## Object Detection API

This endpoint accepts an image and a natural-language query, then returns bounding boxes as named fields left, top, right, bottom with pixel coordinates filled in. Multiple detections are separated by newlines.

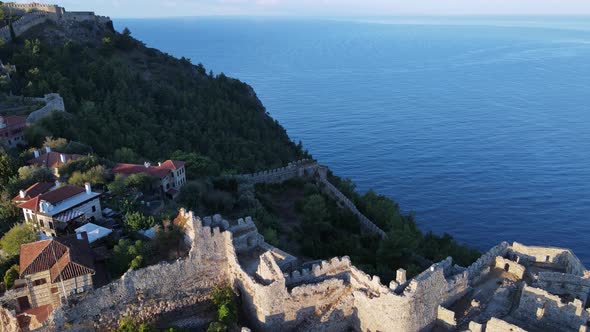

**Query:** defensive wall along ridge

left=234, top=159, right=387, bottom=238
left=1, top=208, right=585, bottom=331
left=0, top=2, right=111, bottom=42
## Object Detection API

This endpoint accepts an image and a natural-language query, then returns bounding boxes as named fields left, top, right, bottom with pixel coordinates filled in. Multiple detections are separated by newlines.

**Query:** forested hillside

left=0, top=21, right=305, bottom=173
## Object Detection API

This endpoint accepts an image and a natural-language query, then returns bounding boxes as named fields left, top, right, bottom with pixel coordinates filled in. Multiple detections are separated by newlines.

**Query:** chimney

left=19, top=190, right=26, bottom=199
left=60, top=153, right=66, bottom=163
left=39, top=200, right=48, bottom=213
left=85, top=182, right=92, bottom=194
left=144, top=161, right=151, bottom=168
left=33, top=150, right=40, bottom=158
left=158, top=162, right=162, bottom=167
left=45, top=146, right=51, bottom=153
left=55, top=180, right=61, bottom=188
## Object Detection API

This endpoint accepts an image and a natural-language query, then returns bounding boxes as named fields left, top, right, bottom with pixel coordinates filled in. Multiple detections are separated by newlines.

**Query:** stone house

left=0, top=115, right=27, bottom=149
left=112, top=160, right=187, bottom=199
left=10, top=233, right=94, bottom=324
left=17, top=183, right=102, bottom=236
left=26, top=147, right=83, bottom=177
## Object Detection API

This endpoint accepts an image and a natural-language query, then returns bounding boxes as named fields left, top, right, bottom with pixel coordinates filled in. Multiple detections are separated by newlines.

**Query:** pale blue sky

left=12, top=0, right=590, bottom=18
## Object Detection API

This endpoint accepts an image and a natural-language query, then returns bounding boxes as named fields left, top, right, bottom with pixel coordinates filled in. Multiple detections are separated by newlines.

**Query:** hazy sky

left=12, top=0, right=590, bottom=18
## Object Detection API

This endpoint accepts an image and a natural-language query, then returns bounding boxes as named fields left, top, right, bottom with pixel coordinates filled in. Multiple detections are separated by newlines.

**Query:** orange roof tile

left=112, top=159, right=184, bottom=178
left=19, top=234, right=94, bottom=281
left=27, top=151, right=83, bottom=169
left=17, top=185, right=86, bottom=212
left=12, top=182, right=54, bottom=202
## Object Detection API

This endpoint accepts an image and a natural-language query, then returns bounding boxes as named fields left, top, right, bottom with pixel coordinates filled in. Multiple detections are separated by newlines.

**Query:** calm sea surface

left=115, top=17, right=590, bottom=265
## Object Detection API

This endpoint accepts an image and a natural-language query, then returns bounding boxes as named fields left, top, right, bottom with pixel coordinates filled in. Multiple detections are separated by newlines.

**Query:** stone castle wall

left=321, top=179, right=387, bottom=238
left=1, top=2, right=64, bottom=15
left=15, top=209, right=586, bottom=332
left=47, top=211, right=231, bottom=331
left=515, top=285, right=590, bottom=331
left=510, top=242, right=586, bottom=275
left=534, top=272, right=590, bottom=305
left=0, top=12, right=54, bottom=41
left=25, top=93, right=66, bottom=123
left=236, top=159, right=387, bottom=238
left=0, top=3, right=110, bottom=42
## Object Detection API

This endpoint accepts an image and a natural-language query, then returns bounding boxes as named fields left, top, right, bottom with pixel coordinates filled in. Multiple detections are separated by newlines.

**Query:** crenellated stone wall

left=533, top=272, right=590, bottom=304
left=236, top=159, right=387, bottom=238
left=465, top=241, right=510, bottom=285
left=0, top=2, right=111, bottom=42
left=515, top=285, right=590, bottom=331
left=7, top=208, right=583, bottom=332
left=510, top=242, right=586, bottom=275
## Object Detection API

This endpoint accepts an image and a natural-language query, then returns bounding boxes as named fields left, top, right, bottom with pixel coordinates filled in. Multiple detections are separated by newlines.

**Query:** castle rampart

left=6, top=208, right=585, bottom=332
left=0, top=3, right=111, bottom=42
left=509, top=242, right=586, bottom=275
left=235, top=159, right=387, bottom=238
left=515, top=285, right=590, bottom=331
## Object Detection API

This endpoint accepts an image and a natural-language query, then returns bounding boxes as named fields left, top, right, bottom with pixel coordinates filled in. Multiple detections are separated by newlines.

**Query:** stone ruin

left=2, top=208, right=585, bottom=331
left=0, top=2, right=111, bottom=42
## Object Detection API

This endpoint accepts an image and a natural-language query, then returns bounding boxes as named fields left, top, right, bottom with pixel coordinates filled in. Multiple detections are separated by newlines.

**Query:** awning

left=54, top=210, right=84, bottom=223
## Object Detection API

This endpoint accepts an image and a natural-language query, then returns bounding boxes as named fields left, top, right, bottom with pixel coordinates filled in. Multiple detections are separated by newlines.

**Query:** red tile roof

left=0, top=116, right=26, bottom=136
left=27, top=151, right=83, bottom=169
left=17, top=185, right=86, bottom=212
left=18, top=304, right=53, bottom=325
left=19, top=233, right=94, bottom=282
left=12, top=182, right=54, bottom=202
left=160, top=160, right=185, bottom=170
left=112, top=160, right=185, bottom=178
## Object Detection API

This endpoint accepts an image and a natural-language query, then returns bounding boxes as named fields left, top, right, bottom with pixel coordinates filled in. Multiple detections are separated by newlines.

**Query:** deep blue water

left=114, top=17, right=590, bottom=265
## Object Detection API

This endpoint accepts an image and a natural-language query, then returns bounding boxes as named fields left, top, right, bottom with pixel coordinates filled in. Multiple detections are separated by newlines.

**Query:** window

left=33, top=279, right=47, bottom=286
left=51, top=287, right=58, bottom=294
left=39, top=220, right=44, bottom=228
left=92, top=205, right=96, bottom=212
left=49, top=221, right=54, bottom=230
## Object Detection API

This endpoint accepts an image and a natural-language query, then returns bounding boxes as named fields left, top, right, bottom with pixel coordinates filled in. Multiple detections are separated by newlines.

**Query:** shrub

left=3, top=264, right=19, bottom=289
left=211, top=284, right=237, bottom=326
left=0, top=224, right=37, bottom=258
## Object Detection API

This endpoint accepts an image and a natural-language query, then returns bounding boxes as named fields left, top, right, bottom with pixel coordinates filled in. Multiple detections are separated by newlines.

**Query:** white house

left=17, top=183, right=102, bottom=236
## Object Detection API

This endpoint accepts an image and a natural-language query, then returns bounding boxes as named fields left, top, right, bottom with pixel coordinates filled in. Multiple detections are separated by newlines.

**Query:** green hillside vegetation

left=255, top=178, right=480, bottom=282
left=0, top=19, right=479, bottom=285
left=0, top=22, right=305, bottom=173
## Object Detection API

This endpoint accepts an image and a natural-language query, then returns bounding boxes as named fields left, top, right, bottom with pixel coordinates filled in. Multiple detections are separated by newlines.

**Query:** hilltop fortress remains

left=0, top=2, right=111, bottom=41
left=9, top=207, right=581, bottom=332
left=1, top=160, right=587, bottom=331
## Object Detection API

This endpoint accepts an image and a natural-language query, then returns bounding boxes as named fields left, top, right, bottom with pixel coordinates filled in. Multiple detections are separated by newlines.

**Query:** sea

left=114, top=17, right=590, bottom=265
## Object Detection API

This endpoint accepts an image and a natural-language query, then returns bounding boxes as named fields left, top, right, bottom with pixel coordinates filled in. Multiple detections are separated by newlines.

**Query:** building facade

left=0, top=115, right=26, bottom=149
left=10, top=233, right=94, bottom=318
left=112, top=160, right=187, bottom=198
left=17, top=183, right=102, bottom=236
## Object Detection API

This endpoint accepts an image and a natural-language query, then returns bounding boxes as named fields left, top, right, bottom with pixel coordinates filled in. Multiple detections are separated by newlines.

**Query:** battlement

left=515, top=285, right=590, bottom=331
left=35, top=209, right=590, bottom=332
left=285, top=256, right=352, bottom=286
left=509, top=242, right=586, bottom=275
left=0, top=2, right=110, bottom=42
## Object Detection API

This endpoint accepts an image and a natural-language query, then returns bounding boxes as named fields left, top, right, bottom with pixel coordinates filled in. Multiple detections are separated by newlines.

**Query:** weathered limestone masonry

left=45, top=210, right=231, bottom=331
left=235, top=159, right=387, bottom=238
left=6, top=209, right=584, bottom=332
left=0, top=2, right=110, bottom=42
left=515, top=285, right=590, bottom=331
left=24, top=93, right=66, bottom=123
